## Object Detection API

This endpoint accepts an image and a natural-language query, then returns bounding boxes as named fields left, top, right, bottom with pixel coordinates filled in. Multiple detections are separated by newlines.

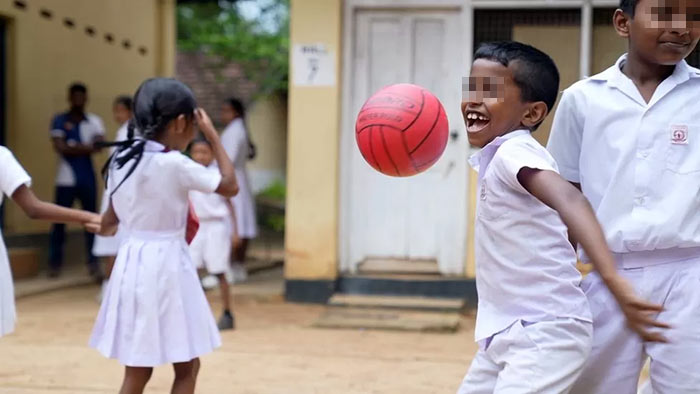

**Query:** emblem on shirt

left=63, top=122, right=75, bottom=131
left=671, top=125, right=688, bottom=145
left=480, top=180, right=487, bottom=201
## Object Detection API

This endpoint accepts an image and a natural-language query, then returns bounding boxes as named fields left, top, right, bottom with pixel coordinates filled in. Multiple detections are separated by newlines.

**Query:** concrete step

left=313, top=307, right=461, bottom=333
left=337, top=274, right=476, bottom=302
left=358, top=258, right=440, bottom=275
left=328, top=294, right=466, bottom=312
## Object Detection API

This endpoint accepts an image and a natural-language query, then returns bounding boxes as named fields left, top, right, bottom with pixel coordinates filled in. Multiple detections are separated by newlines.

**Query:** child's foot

left=217, top=311, right=235, bottom=330
left=200, top=275, right=218, bottom=290
left=48, top=267, right=61, bottom=279
left=231, top=263, right=248, bottom=283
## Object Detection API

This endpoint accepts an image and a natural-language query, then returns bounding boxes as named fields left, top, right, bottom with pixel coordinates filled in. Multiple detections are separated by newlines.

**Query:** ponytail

left=101, top=78, right=197, bottom=195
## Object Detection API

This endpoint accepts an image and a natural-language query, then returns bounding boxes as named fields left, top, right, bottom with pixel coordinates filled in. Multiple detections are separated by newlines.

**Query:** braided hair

left=101, top=78, right=197, bottom=195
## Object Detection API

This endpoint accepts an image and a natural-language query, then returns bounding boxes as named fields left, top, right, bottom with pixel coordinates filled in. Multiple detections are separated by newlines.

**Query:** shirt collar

left=468, top=129, right=530, bottom=173
left=592, top=53, right=699, bottom=86
left=144, top=139, right=167, bottom=152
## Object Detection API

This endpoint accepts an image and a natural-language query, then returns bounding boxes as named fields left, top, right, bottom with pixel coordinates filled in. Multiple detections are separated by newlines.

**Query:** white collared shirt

left=189, top=165, right=230, bottom=221
left=548, top=55, right=700, bottom=257
left=469, top=130, right=591, bottom=344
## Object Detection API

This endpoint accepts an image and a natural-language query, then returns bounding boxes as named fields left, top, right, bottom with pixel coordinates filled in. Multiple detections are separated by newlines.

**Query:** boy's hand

left=605, top=275, right=671, bottom=343
left=195, top=108, right=219, bottom=142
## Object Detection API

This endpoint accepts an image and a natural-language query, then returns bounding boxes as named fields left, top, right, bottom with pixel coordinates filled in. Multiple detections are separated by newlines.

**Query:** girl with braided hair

left=89, top=78, right=238, bottom=394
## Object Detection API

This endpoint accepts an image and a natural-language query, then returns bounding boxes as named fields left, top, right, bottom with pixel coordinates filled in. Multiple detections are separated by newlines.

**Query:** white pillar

left=580, top=0, right=593, bottom=79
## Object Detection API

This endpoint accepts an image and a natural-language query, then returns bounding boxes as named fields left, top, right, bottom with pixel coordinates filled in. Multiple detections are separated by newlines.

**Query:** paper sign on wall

left=292, top=43, right=336, bottom=87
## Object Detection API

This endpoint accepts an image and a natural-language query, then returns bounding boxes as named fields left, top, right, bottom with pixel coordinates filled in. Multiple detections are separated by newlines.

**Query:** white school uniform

left=89, top=140, right=222, bottom=367
left=457, top=130, right=592, bottom=394
left=189, top=166, right=232, bottom=275
left=92, top=123, right=129, bottom=257
left=221, top=118, right=258, bottom=239
left=548, top=55, right=700, bottom=393
left=0, top=147, right=31, bottom=338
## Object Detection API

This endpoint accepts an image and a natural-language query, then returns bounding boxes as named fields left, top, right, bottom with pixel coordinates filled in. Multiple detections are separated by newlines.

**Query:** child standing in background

left=89, top=78, right=238, bottom=394
left=93, top=95, right=133, bottom=301
left=220, top=98, right=258, bottom=283
left=189, top=137, right=238, bottom=331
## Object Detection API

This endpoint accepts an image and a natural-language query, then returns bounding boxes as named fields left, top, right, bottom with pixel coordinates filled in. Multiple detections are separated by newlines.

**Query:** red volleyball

left=355, top=83, right=449, bottom=177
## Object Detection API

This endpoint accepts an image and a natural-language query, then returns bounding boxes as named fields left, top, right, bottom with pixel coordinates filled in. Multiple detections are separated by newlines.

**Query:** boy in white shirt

left=548, top=1, right=700, bottom=392
left=189, top=138, right=238, bottom=330
left=457, top=41, right=667, bottom=394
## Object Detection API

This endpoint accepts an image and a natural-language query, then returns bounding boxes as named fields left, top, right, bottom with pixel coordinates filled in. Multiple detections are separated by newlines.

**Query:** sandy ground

left=0, top=285, right=477, bottom=393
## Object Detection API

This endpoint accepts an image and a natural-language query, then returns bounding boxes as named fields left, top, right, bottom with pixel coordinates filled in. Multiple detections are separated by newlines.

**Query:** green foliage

left=257, top=180, right=286, bottom=232
left=177, top=0, right=290, bottom=97
left=257, top=180, right=286, bottom=200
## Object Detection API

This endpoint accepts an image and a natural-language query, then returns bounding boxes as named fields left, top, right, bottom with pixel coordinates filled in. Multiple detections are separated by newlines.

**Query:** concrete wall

left=247, top=94, right=288, bottom=193
left=0, top=0, right=175, bottom=235
left=284, top=0, right=341, bottom=281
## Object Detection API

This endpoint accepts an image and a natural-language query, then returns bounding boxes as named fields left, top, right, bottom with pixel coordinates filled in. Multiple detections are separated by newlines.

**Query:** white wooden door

left=341, top=9, right=468, bottom=275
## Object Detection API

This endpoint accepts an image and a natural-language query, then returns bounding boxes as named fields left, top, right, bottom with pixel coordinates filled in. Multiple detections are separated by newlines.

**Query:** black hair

left=188, top=134, right=212, bottom=150
left=102, top=78, right=197, bottom=194
left=113, top=95, right=133, bottom=111
left=620, top=0, right=638, bottom=17
left=225, top=97, right=257, bottom=160
left=225, top=97, right=246, bottom=120
left=69, top=82, right=87, bottom=95
left=474, top=41, right=560, bottom=130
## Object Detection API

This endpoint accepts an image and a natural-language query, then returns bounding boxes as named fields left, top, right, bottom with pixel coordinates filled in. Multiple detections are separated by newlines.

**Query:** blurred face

left=69, top=91, right=87, bottom=111
left=221, top=103, right=236, bottom=125
left=112, top=103, right=131, bottom=125
left=462, top=59, right=533, bottom=148
left=617, top=0, right=700, bottom=65
left=190, top=141, right=214, bottom=166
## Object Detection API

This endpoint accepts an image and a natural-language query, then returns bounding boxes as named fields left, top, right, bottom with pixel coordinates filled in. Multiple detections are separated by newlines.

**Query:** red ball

left=355, top=83, right=449, bottom=177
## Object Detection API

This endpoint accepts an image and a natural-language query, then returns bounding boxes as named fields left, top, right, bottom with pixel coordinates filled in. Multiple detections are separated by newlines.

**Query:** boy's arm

left=517, top=167, right=670, bottom=343
left=11, top=184, right=100, bottom=227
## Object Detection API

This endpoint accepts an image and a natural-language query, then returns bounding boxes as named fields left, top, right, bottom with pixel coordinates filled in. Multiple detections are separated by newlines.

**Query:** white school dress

left=221, top=118, right=258, bottom=239
left=89, top=140, right=222, bottom=367
left=92, top=123, right=129, bottom=257
left=189, top=166, right=233, bottom=275
left=458, top=130, right=592, bottom=394
left=0, top=147, right=31, bottom=337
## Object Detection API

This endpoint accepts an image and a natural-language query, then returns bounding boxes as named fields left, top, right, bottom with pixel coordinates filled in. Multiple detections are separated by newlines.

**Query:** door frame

left=339, top=0, right=471, bottom=274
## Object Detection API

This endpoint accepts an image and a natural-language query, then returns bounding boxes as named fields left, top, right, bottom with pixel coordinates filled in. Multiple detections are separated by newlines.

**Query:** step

left=313, top=307, right=461, bottom=333
left=338, top=274, right=477, bottom=302
left=358, top=258, right=440, bottom=275
left=328, top=294, right=466, bottom=312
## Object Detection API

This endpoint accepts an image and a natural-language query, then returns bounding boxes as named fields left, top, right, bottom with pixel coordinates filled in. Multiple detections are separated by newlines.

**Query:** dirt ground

left=0, top=285, right=477, bottom=394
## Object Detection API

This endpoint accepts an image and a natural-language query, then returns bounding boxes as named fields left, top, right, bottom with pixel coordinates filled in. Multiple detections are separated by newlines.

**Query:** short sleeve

left=89, top=114, right=106, bottom=137
left=50, top=115, right=65, bottom=138
left=546, top=89, right=584, bottom=183
left=0, top=147, right=32, bottom=198
left=174, top=154, right=222, bottom=194
left=492, top=142, right=557, bottom=194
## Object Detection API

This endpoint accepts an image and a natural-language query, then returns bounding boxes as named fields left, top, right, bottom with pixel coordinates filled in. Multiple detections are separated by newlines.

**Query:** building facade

left=284, top=0, right=700, bottom=302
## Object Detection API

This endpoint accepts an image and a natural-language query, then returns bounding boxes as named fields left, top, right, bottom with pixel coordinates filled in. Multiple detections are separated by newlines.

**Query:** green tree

left=177, top=0, right=289, bottom=98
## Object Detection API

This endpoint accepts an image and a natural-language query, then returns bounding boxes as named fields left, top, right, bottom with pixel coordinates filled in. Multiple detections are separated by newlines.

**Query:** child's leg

left=233, top=238, right=249, bottom=262
left=456, top=349, right=499, bottom=394
left=493, top=319, right=591, bottom=393
left=119, top=366, right=153, bottom=394
left=570, top=271, right=649, bottom=394
left=644, top=261, right=700, bottom=393
left=217, top=273, right=231, bottom=313
left=172, top=359, right=198, bottom=394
